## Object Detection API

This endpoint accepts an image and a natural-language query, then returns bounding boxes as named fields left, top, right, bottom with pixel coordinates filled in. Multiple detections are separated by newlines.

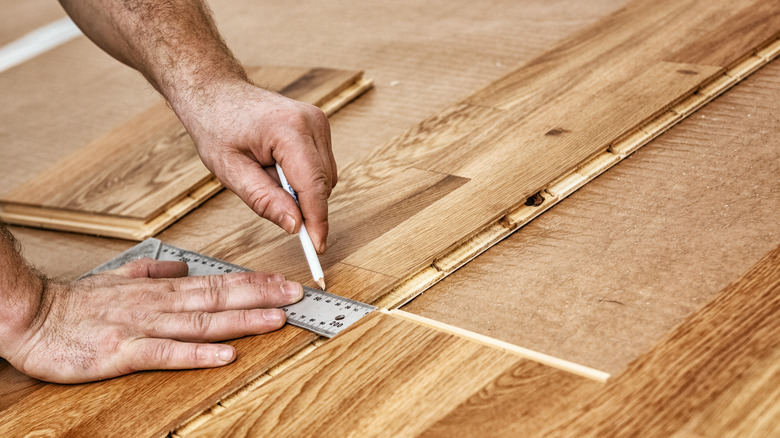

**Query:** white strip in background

left=0, top=17, right=82, bottom=73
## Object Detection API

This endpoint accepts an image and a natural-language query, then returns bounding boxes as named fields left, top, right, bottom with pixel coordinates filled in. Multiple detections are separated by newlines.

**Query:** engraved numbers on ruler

left=282, top=288, right=376, bottom=338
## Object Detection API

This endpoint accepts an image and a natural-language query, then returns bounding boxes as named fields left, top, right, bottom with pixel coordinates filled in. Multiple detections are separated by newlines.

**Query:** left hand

left=1, top=258, right=302, bottom=383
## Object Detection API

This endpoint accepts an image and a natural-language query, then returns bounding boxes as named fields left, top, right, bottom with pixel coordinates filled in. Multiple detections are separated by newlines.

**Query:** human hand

left=175, top=80, right=337, bottom=254
left=0, top=258, right=302, bottom=384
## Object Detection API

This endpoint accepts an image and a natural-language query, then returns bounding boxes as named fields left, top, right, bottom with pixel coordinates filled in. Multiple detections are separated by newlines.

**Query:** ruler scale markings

left=85, top=238, right=375, bottom=338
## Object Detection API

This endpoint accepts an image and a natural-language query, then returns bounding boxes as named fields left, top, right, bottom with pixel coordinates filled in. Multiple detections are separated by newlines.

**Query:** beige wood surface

left=539, top=244, right=780, bottom=437
left=404, top=59, right=780, bottom=375
left=0, top=0, right=67, bottom=47
left=0, top=66, right=370, bottom=239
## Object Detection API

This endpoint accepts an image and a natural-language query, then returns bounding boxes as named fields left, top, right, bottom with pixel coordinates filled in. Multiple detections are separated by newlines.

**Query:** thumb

left=110, top=258, right=189, bottom=279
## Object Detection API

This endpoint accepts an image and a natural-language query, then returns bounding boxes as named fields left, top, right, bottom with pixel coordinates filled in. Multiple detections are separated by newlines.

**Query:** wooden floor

left=1, top=0, right=778, bottom=436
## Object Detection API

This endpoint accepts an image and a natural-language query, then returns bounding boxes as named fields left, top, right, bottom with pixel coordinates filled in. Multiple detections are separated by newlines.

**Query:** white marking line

left=388, top=309, right=611, bottom=382
left=0, top=17, right=82, bottom=73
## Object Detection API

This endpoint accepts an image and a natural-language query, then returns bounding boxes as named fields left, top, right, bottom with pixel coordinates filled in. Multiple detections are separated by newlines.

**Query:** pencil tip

left=316, top=278, right=326, bottom=290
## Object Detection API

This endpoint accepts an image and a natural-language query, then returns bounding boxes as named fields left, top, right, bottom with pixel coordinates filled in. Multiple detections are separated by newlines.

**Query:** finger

left=123, top=338, right=237, bottom=371
left=221, top=153, right=302, bottom=234
left=151, top=308, right=287, bottom=342
left=307, top=108, right=337, bottom=191
left=168, top=270, right=286, bottom=291
left=110, top=258, right=189, bottom=279
left=278, top=138, right=331, bottom=254
left=166, top=281, right=303, bottom=313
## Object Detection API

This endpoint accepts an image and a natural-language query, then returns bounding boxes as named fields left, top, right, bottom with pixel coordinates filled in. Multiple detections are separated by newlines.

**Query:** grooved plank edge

left=371, top=43, right=779, bottom=312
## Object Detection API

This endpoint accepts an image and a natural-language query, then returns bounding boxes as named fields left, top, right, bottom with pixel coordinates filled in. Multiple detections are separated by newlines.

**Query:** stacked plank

left=0, top=0, right=778, bottom=436
left=0, top=67, right=372, bottom=239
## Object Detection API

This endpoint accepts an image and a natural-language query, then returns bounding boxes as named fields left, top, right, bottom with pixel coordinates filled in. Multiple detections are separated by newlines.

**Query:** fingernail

left=318, top=239, right=327, bottom=254
left=217, top=347, right=235, bottom=363
left=282, top=282, right=303, bottom=299
left=264, top=309, right=285, bottom=322
left=281, top=214, right=296, bottom=234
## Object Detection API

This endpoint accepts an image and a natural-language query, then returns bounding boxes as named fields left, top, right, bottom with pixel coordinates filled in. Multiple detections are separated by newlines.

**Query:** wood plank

left=0, top=264, right=391, bottom=438
left=181, top=312, right=539, bottom=437
left=0, top=328, right=318, bottom=437
left=403, top=59, right=780, bottom=375
left=0, top=66, right=372, bottom=239
left=537, top=244, right=780, bottom=437
left=418, top=361, right=600, bottom=438
left=199, top=168, right=469, bottom=291
left=333, top=0, right=779, bottom=281
left=673, top=346, right=780, bottom=437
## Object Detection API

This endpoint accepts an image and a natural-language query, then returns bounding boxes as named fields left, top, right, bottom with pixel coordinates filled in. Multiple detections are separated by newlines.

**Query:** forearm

left=58, top=0, right=247, bottom=107
left=0, top=223, right=45, bottom=358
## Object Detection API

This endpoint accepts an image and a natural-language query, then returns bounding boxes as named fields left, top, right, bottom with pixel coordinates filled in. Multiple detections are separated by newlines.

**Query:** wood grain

left=183, top=312, right=569, bottom=438
left=418, top=361, right=600, bottom=438
left=539, top=244, right=780, bottom=437
left=2, top=0, right=778, bottom=436
left=0, top=66, right=372, bottom=239
left=0, top=328, right=319, bottom=437
left=403, top=59, right=780, bottom=375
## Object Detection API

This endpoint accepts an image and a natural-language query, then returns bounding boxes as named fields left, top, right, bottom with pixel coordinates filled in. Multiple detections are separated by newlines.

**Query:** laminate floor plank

left=672, top=346, right=780, bottom=437
left=183, top=312, right=594, bottom=438
left=403, top=59, right=780, bottom=375
left=537, top=244, right=780, bottom=437
left=417, top=361, right=601, bottom=438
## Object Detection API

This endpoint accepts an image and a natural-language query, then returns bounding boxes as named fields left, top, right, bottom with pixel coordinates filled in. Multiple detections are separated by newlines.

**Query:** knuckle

left=144, top=341, right=173, bottom=365
left=247, top=187, right=274, bottom=218
left=191, top=344, right=209, bottom=364
left=236, top=309, right=254, bottom=328
left=307, top=172, right=331, bottom=201
left=189, top=312, right=212, bottom=338
left=201, top=287, right=226, bottom=310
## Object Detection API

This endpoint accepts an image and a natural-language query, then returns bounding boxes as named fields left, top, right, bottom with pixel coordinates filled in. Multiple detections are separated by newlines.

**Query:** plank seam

left=171, top=338, right=323, bottom=437
left=369, top=37, right=780, bottom=313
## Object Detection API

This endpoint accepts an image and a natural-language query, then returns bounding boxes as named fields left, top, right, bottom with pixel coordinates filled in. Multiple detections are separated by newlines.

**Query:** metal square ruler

left=85, top=238, right=376, bottom=338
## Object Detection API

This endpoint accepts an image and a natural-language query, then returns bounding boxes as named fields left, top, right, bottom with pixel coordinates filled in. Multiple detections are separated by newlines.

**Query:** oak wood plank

left=0, top=328, right=318, bottom=437
left=538, top=244, right=780, bottom=437
left=673, top=346, right=780, bottom=437
left=184, top=312, right=526, bottom=437
left=418, top=361, right=601, bottom=438
left=0, top=266, right=390, bottom=438
left=403, top=59, right=780, bottom=375
left=199, top=167, right=468, bottom=291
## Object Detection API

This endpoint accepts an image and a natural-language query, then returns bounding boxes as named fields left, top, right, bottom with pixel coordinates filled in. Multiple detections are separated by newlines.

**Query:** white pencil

left=275, top=163, right=326, bottom=290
